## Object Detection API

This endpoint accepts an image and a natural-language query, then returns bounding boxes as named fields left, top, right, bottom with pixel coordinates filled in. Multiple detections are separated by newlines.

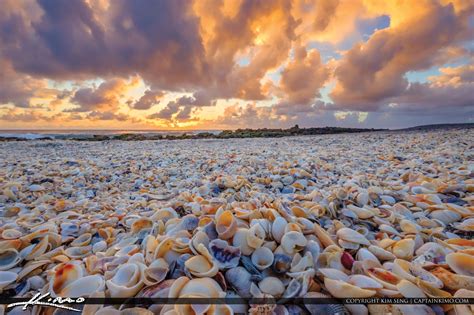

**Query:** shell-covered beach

left=1, top=129, right=473, bottom=315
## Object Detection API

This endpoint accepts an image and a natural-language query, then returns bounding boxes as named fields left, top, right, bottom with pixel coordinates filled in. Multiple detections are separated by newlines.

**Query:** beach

left=1, top=129, right=473, bottom=314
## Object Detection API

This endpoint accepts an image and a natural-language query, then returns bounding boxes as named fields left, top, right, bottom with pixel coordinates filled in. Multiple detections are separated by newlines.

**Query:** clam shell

left=271, top=217, right=287, bottom=243
left=61, top=275, right=105, bottom=297
left=336, top=228, right=370, bottom=245
left=0, top=271, right=17, bottom=290
left=430, top=266, right=474, bottom=290
left=391, top=239, right=415, bottom=260
left=446, top=252, right=474, bottom=277
left=258, top=277, right=285, bottom=297
left=232, top=228, right=254, bottom=255
left=251, top=246, right=274, bottom=270
left=184, top=244, right=218, bottom=277
left=281, top=231, right=307, bottom=255
left=216, top=210, right=237, bottom=239
left=246, top=224, right=266, bottom=249
left=324, top=278, right=376, bottom=298
left=396, top=279, right=426, bottom=298
left=209, top=239, right=241, bottom=269
left=0, top=249, right=21, bottom=271
left=105, top=262, right=145, bottom=298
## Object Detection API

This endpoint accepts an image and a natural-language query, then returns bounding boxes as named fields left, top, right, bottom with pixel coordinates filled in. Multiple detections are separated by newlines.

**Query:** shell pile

left=0, top=129, right=473, bottom=315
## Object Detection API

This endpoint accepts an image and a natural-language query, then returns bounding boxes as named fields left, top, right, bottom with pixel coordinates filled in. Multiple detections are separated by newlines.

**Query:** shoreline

left=1, top=123, right=472, bottom=142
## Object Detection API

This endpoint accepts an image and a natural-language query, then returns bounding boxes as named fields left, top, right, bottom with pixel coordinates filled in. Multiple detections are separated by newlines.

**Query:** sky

left=0, top=0, right=473, bottom=130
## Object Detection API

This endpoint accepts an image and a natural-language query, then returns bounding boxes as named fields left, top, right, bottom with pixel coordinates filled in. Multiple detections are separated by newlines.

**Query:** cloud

left=129, top=90, right=163, bottom=110
left=279, top=45, right=329, bottom=105
left=69, top=78, right=134, bottom=112
left=330, top=0, right=473, bottom=111
left=0, top=0, right=473, bottom=129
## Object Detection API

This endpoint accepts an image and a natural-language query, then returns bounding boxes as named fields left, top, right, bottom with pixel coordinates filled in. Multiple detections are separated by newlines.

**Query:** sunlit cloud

left=0, top=0, right=473, bottom=129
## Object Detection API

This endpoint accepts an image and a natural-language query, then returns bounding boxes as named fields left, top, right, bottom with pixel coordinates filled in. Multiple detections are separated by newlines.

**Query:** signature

left=7, top=292, right=85, bottom=312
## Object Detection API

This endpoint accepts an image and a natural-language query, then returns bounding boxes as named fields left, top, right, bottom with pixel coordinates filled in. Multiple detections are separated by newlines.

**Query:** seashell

left=391, top=239, right=415, bottom=260
left=93, top=240, right=107, bottom=253
left=356, top=248, right=381, bottom=265
left=336, top=228, right=370, bottom=245
left=346, top=205, right=374, bottom=219
left=0, top=271, right=17, bottom=290
left=137, top=279, right=174, bottom=298
left=175, top=276, right=225, bottom=298
left=209, top=239, right=241, bottom=269
left=216, top=210, right=237, bottom=239
left=290, top=252, right=313, bottom=273
left=232, top=228, right=254, bottom=255
left=184, top=244, right=218, bottom=277
left=430, top=267, right=474, bottom=290
left=106, top=262, right=145, bottom=297
left=366, top=267, right=402, bottom=290
left=281, top=231, right=307, bottom=255
left=396, top=279, right=426, bottom=298
left=324, top=278, right=376, bottom=298
left=446, top=252, right=474, bottom=277
left=0, top=249, right=21, bottom=271
left=304, top=292, right=350, bottom=315
left=430, top=210, right=461, bottom=224
left=251, top=246, right=274, bottom=270
left=272, top=253, right=292, bottom=274
left=271, top=217, right=287, bottom=243
left=368, top=245, right=396, bottom=261
left=379, top=224, right=401, bottom=236
left=70, top=233, right=92, bottom=247
left=258, top=277, right=285, bottom=297
left=225, top=267, right=252, bottom=297
left=189, top=230, right=209, bottom=255
left=50, top=262, right=84, bottom=296
left=17, top=259, right=49, bottom=280
left=347, top=275, right=383, bottom=289
left=400, top=219, right=421, bottom=234
left=61, top=275, right=105, bottom=297
left=453, top=289, right=474, bottom=315
left=416, top=279, right=452, bottom=298
left=313, top=223, right=336, bottom=248
left=318, top=268, right=349, bottom=281
left=1, top=229, right=22, bottom=240
left=143, top=258, right=169, bottom=286
left=356, top=192, right=369, bottom=206
left=131, top=218, right=153, bottom=234
left=64, top=245, right=92, bottom=259
left=246, top=223, right=266, bottom=249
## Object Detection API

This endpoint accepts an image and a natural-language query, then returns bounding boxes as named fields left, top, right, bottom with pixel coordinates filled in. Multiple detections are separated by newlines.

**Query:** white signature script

left=7, top=292, right=85, bottom=312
